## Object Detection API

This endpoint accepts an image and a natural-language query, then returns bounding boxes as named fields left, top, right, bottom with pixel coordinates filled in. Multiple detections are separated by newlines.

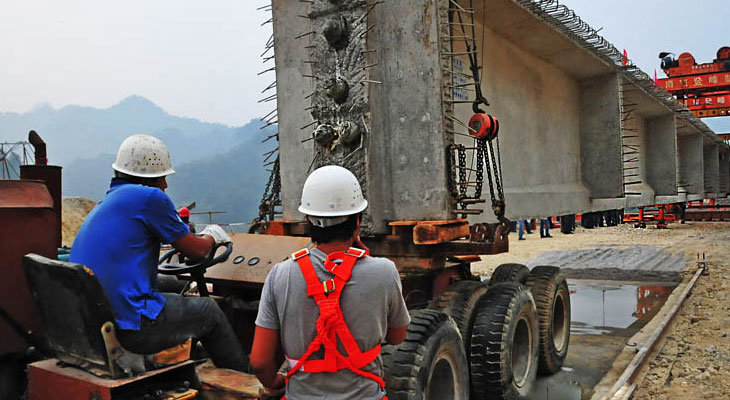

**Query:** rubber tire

left=428, top=280, right=488, bottom=360
left=489, top=264, right=530, bottom=286
left=382, top=309, right=470, bottom=400
left=470, top=283, right=539, bottom=400
left=526, top=265, right=571, bottom=375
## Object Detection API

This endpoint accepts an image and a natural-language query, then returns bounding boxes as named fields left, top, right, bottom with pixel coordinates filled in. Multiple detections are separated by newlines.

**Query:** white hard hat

left=299, top=165, right=367, bottom=227
left=112, top=134, right=175, bottom=178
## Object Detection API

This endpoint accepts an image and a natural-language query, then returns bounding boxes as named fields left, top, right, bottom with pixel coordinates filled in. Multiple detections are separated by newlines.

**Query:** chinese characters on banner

left=659, top=73, right=730, bottom=91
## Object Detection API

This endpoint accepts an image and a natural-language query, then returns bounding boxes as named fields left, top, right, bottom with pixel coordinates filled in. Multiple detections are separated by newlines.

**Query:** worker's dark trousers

left=117, top=293, right=248, bottom=372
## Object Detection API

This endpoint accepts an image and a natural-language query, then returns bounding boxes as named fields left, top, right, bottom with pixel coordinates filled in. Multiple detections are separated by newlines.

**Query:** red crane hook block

left=468, top=113, right=499, bottom=140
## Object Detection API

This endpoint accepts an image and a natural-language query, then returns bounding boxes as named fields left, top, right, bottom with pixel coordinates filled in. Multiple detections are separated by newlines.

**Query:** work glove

left=199, top=224, right=232, bottom=244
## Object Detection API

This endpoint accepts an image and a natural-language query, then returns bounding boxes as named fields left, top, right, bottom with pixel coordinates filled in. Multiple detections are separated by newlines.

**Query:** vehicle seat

left=23, top=253, right=190, bottom=379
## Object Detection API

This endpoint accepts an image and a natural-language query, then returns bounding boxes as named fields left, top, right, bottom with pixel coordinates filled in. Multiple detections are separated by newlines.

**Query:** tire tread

left=525, top=265, right=571, bottom=375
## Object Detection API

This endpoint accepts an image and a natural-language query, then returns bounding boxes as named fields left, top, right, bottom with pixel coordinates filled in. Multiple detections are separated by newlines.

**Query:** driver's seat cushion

left=23, top=253, right=190, bottom=379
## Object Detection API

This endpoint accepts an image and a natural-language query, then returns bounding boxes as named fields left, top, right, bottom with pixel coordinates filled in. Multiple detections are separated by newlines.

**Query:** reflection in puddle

left=528, top=380, right=582, bottom=400
left=569, top=280, right=676, bottom=335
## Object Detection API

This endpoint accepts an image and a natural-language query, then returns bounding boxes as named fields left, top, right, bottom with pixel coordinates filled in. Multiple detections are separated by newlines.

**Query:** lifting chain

left=450, top=139, right=506, bottom=223
left=251, top=155, right=281, bottom=233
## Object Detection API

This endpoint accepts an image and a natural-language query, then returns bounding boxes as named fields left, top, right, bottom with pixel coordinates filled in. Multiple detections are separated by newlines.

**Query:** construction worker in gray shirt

left=250, top=165, right=411, bottom=399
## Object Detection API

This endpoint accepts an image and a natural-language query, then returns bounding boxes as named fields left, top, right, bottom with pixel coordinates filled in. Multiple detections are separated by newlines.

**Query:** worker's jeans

left=117, top=293, right=248, bottom=372
left=540, top=218, right=550, bottom=237
left=518, top=220, right=526, bottom=239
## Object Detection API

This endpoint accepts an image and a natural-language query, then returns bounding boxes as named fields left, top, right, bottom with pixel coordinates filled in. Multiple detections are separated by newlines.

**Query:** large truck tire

left=526, top=265, right=571, bottom=375
left=428, top=280, right=488, bottom=360
left=470, top=283, right=538, bottom=400
left=382, top=309, right=469, bottom=400
left=489, top=263, right=530, bottom=286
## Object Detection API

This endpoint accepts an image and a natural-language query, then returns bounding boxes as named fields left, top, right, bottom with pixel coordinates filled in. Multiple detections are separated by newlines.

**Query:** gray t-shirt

left=255, top=247, right=410, bottom=400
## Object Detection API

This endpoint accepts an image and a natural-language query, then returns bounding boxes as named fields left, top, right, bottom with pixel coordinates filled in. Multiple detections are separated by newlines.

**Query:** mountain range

left=0, top=96, right=276, bottom=223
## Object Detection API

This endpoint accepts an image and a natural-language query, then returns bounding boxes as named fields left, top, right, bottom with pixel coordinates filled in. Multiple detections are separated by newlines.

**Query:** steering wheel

left=158, top=242, right=233, bottom=296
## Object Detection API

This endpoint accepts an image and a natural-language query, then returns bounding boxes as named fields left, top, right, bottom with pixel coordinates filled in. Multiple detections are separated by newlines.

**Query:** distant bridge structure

left=0, top=142, right=34, bottom=179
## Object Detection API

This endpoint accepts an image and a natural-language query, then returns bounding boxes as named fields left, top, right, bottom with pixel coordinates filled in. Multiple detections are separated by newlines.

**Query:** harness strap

left=286, top=248, right=385, bottom=389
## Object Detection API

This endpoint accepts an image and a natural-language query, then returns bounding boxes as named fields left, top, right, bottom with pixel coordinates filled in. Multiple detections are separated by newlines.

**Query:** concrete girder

left=452, top=0, right=626, bottom=221
left=619, top=77, right=678, bottom=207
left=272, top=0, right=321, bottom=223
left=718, top=149, right=729, bottom=197
left=703, top=141, right=720, bottom=199
left=676, top=125, right=705, bottom=201
left=271, top=0, right=730, bottom=233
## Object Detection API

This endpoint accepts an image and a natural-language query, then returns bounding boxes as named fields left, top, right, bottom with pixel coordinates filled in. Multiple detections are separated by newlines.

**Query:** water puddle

left=569, top=280, right=676, bottom=336
left=533, top=279, right=677, bottom=398
left=528, top=380, right=582, bottom=400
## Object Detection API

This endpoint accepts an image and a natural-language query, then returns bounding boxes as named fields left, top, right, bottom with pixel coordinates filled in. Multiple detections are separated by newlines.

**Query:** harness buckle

left=345, top=247, right=367, bottom=258
left=292, top=248, right=310, bottom=260
left=323, top=279, right=336, bottom=294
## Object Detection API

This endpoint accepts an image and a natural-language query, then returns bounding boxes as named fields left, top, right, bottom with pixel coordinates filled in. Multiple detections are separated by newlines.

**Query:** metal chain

left=253, top=155, right=281, bottom=229
left=488, top=141, right=503, bottom=201
left=496, top=136, right=504, bottom=195
left=474, top=139, right=484, bottom=199
left=479, top=138, right=496, bottom=204
left=446, top=144, right=459, bottom=199
left=457, top=145, right=467, bottom=200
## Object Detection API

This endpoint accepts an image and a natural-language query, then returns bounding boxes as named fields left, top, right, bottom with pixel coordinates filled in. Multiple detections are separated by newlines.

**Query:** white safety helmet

left=299, top=165, right=368, bottom=227
left=112, top=134, right=175, bottom=178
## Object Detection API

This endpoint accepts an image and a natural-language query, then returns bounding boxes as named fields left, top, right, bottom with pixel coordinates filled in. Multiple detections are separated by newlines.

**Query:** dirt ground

left=474, top=221, right=730, bottom=399
left=61, top=196, right=95, bottom=246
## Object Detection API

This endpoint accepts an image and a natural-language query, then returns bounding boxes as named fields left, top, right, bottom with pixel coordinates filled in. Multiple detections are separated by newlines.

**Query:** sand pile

left=62, top=196, right=96, bottom=246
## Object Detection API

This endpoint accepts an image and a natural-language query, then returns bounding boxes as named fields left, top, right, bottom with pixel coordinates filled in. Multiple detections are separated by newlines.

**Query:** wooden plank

left=413, top=220, right=470, bottom=245
left=197, top=366, right=261, bottom=399
left=389, top=219, right=467, bottom=226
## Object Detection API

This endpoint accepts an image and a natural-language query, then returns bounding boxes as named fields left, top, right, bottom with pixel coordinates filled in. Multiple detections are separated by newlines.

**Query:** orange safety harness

left=281, top=247, right=387, bottom=400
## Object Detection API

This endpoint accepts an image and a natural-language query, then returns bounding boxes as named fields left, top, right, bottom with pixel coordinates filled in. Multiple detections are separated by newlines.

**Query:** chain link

left=448, top=137, right=507, bottom=222
left=474, top=139, right=484, bottom=199
left=252, top=155, right=281, bottom=230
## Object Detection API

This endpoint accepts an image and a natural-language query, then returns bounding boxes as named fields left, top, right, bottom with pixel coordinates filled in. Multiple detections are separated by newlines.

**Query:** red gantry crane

left=657, top=46, right=730, bottom=119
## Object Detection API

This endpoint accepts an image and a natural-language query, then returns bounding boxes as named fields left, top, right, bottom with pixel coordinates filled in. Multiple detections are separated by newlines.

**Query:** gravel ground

left=632, top=223, right=730, bottom=399
left=473, top=221, right=730, bottom=399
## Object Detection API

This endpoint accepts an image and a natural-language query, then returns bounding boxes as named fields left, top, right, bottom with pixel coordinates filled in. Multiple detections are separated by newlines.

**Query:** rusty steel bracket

left=100, top=321, right=145, bottom=378
left=389, top=219, right=470, bottom=245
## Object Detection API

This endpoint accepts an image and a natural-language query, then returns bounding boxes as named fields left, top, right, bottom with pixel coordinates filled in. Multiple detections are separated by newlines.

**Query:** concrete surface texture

left=366, top=0, right=453, bottom=231
left=272, top=0, right=730, bottom=230
left=678, top=132, right=704, bottom=200
left=703, top=142, right=719, bottom=198
left=719, top=150, right=729, bottom=196
left=646, top=116, right=677, bottom=196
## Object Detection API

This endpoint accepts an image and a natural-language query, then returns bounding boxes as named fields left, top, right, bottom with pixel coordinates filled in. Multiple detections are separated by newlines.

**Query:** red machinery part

left=678, top=52, right=696, bottom=67
left=717, top=46, right=730, bottom=61
left=0, top=181, right=57, bottom=357
left=660, top=46, right=730, bottom=78
left=468, top=113, right=499, bottom=140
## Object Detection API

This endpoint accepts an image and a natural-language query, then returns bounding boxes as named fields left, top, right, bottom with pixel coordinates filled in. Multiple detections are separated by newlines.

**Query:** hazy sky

left=0, top=0, right=728, bottom=129
left=0, top=0, right=272, bottom=127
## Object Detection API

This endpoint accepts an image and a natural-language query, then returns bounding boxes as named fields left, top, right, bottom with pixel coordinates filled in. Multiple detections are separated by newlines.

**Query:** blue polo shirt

left=70, top=178, right=189, bottom=330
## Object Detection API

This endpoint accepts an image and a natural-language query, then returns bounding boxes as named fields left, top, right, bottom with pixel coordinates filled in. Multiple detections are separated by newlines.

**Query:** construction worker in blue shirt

left=70, top=134, right=247, bottom=371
